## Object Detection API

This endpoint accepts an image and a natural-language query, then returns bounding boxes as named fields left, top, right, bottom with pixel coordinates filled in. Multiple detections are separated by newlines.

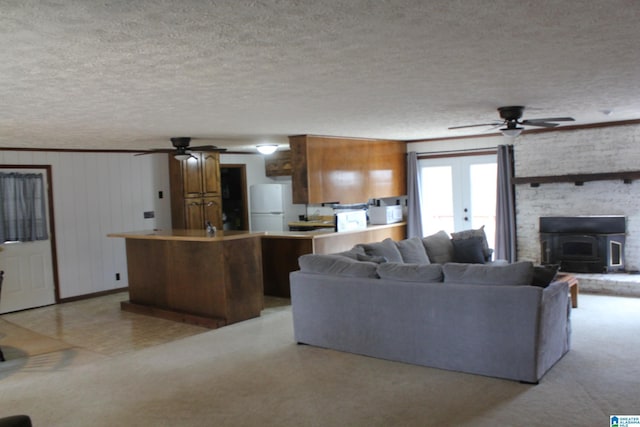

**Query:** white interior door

left=419, top=155, right=497, bottom=247
left=0, top=168, right=56, bottom=313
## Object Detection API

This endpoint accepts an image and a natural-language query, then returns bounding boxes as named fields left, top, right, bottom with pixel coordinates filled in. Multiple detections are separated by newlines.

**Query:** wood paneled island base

left=109, top=230, right=264, bottom=329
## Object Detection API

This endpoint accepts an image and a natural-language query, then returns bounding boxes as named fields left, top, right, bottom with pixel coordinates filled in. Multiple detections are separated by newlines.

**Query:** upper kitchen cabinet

left=180, top=151, right=221, bottom=198
left=169, top=152, right=223, bottom=229
left=264, top=150, right=292, bottom=177
left=290, top=135, right=406, bottom=204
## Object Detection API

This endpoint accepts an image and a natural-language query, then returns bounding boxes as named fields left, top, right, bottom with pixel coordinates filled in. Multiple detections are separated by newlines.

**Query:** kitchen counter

left=260, top=222, right=407, bottom=297
left=109, top=229, right=263, bottom=328
left=107, top=229, right=264, bottom=242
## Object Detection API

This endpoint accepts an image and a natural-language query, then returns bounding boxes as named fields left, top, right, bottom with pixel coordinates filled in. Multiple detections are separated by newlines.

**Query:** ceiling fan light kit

left=256, top=144, right=278, bottom=155
left=500, top=127, right=523, bottom=137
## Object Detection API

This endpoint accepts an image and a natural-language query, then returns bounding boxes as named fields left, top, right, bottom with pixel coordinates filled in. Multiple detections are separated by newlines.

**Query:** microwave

left=368, top=205, right=403, bottom=225
left=335, top=210, right=368, bottom=232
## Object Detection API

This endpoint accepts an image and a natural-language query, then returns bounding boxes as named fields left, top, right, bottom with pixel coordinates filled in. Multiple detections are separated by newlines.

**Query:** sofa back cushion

left=298, top=254, right=379, bottom=278
left=395, top=237, right=431, bottom=264
left=335, top=246, right=366, bottom=260
left=356, top=238, right=403, bottom=263
left=443, top=261, right=534, bottom=286
left=422, top=230, right=454, bottom=264
left=376, top=262, right=443, bottom=283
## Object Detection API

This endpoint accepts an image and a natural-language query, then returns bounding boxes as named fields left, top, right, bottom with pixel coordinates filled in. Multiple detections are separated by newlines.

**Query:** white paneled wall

left=0, top=151, right=171, bottom=299
left=514, top=124, right=640, bottom=269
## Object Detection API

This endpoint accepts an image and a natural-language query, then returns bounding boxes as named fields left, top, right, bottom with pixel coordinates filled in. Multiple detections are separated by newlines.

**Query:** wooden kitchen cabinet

left=170, top=152, right=223, bottom=230
left=184, top=196, right=223, bottom=230
left=290, top=135, right=406, bottom=204
left=181, top=152, right=221, bottom=198
left=265, top=150, right=293, bottom=177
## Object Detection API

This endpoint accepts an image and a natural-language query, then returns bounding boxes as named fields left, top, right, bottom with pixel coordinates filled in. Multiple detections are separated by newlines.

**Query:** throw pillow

left=532, top=264, right=561, bottom=288
left=356, top=238, right=404, bottom=263
left=422, top=230, right=454, bottom=264
left=442, top=261, right=534, bottom=286
left=377, top=262, right=443, bottom=283
left=451, top=226, right=492, bottom=261
left=395, top=237, right=431, bottom=264
left=452, top=236, right=486, bottom=264
left=298, top=254, right=379, bottom=278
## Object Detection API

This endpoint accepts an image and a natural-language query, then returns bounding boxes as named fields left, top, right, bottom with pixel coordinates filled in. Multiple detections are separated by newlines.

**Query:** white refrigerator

left=250, top=183, right=304, bottom=232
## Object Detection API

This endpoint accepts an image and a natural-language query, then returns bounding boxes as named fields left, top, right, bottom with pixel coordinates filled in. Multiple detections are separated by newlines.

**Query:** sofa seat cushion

left=395, top=237, right=431, bottom=264
left=422, top=230, right=454, bottom=264
left=443, top=261, right=534, bottom=286
left=298, top=254, right=379, bottom=278
left=356, top=238, right=403, bottom=263
left=377, top=262, right=443, bottom=282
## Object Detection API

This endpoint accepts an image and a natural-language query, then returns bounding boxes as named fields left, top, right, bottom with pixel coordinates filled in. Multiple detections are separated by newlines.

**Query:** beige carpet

left=1, top=294, right=639, bottom=426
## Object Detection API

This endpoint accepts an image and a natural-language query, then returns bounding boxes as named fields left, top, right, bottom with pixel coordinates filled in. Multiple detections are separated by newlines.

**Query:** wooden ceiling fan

left=449, top=106, right=575, bottom=136
left=135, top=137, right=227, bottom=159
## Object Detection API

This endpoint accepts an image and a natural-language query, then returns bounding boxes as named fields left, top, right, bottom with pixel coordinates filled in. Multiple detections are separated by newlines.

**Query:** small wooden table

left=556, top=273, right=579, bottom=308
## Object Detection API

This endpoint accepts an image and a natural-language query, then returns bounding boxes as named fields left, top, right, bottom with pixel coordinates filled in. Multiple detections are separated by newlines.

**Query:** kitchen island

left=261, top=222, right=406, bottom=297
left=108, top=229, right=264, bottom=328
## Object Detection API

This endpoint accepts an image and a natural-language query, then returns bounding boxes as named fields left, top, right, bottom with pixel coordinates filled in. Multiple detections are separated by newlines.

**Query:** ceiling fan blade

left=448, top=122, right=503, bottom=130
left=521, top=121, right=559, bottom=128
left=189, top=145, right=227, bottom=152
left=134, top=149, right=173, bottom=156
left=484, top=123, right=505, bottom=132
left=525, top=117, right=575, bottom=123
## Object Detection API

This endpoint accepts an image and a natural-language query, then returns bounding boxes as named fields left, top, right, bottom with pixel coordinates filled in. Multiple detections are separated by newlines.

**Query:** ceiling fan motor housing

left=170, top=137, right=191, bottom=148
left=498, top=106, right=524, bottom=121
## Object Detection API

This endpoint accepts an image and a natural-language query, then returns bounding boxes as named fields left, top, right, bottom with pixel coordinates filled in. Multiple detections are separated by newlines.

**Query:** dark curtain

left=406, top=151, right=424, bottom=238
left=0, top=172, right=49, bottom=243
left=495, top=145, right=516, bottom=262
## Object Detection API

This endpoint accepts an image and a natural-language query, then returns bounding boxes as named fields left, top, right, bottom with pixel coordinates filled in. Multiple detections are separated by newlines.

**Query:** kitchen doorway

left=220, top=165, right=249, bottom=231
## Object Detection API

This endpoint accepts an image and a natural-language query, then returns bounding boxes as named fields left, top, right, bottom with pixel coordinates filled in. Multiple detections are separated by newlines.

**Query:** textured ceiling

left=1, top=0, right=639, bottom=152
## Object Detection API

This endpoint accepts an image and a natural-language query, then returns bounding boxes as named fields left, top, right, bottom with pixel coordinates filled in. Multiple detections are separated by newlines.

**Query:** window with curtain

left=0, top=172, right=49, bottom=243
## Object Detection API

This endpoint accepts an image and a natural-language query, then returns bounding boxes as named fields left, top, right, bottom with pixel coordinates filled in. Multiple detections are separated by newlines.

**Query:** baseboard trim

left=58, top=287, right=129, bottom=303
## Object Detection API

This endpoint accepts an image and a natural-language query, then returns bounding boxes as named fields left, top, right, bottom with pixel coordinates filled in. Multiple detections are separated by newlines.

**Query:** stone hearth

left=574, top=273, right=640, bottom=298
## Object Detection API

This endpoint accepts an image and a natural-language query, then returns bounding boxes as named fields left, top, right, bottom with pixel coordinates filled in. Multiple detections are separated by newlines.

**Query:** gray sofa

left=290, top=232, right=571, bottom=383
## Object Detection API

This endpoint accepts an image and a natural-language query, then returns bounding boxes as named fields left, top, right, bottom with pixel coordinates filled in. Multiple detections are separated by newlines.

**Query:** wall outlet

left=158, top=191, right=163, bottom=199
left=144, top=211, right=155, bottom=219
left=116, top=273, right=120, bottom=281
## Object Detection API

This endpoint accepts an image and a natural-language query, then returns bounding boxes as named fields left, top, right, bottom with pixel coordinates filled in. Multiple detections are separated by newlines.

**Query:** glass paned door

left=419, top=155, right=497, bottom=251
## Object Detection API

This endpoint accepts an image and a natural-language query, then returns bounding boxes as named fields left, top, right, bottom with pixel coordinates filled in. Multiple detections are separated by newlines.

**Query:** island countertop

left=107, top=229, right=265, bottom=242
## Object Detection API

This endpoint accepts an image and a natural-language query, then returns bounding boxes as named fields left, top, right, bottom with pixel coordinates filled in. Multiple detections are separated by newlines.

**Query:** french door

left=419, top=154, right=497, bottom=249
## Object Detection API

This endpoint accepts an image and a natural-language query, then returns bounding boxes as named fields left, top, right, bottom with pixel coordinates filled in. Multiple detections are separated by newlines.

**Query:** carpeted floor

left=1, top=293, right=639, bottom=426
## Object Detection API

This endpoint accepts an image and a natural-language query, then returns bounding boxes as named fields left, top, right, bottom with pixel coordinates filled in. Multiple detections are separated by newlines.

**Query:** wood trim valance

left=514, top=171, right=640, bottom=187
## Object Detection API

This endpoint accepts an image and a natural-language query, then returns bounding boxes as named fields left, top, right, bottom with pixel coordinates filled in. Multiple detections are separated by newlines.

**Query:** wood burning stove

left=540, top=216, right=625, bottom=273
